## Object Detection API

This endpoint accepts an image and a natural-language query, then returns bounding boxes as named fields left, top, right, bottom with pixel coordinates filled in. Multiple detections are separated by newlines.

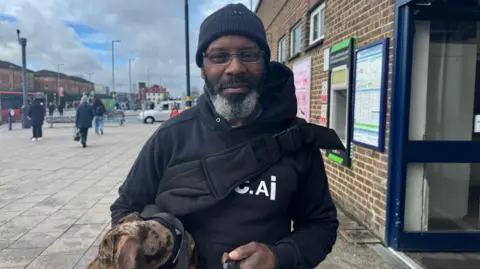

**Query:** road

left=0, top=123, right=394, bottom=269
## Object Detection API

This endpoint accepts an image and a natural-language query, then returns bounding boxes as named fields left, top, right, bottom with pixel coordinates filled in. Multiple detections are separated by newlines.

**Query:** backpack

left=95, top=105, right=104, bottom=115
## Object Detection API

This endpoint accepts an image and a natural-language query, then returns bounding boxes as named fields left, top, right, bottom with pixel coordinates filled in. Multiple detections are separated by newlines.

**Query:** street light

left=184, top=0, right=191, bottom=109
left=147, top=68, right=152, bottom=87
left=111, top=40, right=121, bottom=95
left=16, top=29, right=29, bottom=128
left=128, top=58, right=134, bottom=94
left=53, top=63, right=64, bottom=106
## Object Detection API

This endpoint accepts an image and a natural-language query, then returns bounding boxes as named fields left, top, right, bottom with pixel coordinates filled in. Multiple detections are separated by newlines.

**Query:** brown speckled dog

left=87, top=213, right=197, bottom=269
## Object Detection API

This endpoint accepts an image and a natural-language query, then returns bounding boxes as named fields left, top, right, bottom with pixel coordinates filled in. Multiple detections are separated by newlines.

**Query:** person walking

left=75, top=96, right=95, bottom=148
left=92, top=96, right=106, bottom=135
left=48, top=102, right=55, bottom=116
left=28, top=98, right=45, bottom=141
left=110, top=3, right=344, bottom=269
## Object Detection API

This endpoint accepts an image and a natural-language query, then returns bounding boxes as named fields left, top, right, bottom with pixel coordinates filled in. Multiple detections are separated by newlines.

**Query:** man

left=28, top=98, right=45, bottom=141
left=75, top=96, right=95, bottom=148
left=110, top=3, right=342, bottom=269
left=92, top=96, right=106, bottom=135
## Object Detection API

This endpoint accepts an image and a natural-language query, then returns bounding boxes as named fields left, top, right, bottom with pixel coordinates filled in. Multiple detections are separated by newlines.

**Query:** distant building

left=0, top=60, right=94, bottom=96
left=146, top=85, right=169, bottom=104
left=0, top=60, right=35, bottom=91
left=94, top=84, right=108, bottom=95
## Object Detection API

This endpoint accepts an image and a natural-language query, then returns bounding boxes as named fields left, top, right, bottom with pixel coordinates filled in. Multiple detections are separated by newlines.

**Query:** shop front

left=387, top=0, right=480, bottom=252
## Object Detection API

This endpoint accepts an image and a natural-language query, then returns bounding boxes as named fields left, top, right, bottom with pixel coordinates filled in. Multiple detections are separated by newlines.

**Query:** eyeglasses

left=203, top=50, right=265, bottom=65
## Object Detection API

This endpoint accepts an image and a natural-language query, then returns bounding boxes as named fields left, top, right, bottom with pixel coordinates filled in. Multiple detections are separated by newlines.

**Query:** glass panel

left=319, top=8, right=325, bottom=36
left=409, top=20, right=480, bottom=141
left=292, top=25, right=301, bottom=54
left=312, top=14, right=319, bottom=41
left=404, top=162, right=480, bottom=232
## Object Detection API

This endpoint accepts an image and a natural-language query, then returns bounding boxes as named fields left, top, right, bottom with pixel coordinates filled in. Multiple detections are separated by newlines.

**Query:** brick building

left=0, top=60, right=93, bottom=96
left=34, top=70, right=92, bottom=95
left=256, top=0, right=480, bottom=255
left=0, top=60, right=35, bottom=91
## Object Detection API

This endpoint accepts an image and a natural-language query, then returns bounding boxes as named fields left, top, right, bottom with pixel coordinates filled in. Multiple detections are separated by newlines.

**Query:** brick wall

left=34, top=77, right=92, bottom=95
left=257, top=0, right=396, bottom=240
left=0, top=68, right=35, bottom=91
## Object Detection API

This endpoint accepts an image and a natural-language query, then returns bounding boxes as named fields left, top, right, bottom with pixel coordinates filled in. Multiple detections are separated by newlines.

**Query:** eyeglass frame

left=202, top=49, right=266, bottom=65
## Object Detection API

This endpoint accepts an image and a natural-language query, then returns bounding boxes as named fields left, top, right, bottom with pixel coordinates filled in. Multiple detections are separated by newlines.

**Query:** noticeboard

left=351, top=38, right=390, bottom=152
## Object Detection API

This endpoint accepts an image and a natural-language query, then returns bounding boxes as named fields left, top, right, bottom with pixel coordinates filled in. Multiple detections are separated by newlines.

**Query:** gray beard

left=210, top=90, right=260, bottom=122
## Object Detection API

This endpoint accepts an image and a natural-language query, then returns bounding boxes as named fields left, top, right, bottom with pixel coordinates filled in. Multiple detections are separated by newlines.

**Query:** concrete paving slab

left=0, top=123, right=396, bottom=268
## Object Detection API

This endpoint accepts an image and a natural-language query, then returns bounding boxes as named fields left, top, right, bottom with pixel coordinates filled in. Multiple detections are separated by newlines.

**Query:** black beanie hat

left=195, top=3, right=271, bottom=67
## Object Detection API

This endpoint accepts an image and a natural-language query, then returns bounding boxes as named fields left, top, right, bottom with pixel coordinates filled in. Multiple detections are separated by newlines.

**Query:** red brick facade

left=0, top=61, right=93, bottom=96
left=256, top=0, right=395, bottom=240
left=0, top=66, right=35, bottom=91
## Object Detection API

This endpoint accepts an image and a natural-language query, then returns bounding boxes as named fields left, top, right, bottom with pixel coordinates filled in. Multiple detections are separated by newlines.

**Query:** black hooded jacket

left=110, top=62, right=339, bottom=269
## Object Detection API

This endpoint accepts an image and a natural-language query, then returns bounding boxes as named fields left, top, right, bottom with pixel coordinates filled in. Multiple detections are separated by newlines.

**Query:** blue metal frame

left=351, top=38, right=390, bottom=152
left=386, top=0, right=480, bottom=252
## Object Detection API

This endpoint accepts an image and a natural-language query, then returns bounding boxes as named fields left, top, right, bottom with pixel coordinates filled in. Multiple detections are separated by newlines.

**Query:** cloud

left=0, top=0, right=259, bottom=96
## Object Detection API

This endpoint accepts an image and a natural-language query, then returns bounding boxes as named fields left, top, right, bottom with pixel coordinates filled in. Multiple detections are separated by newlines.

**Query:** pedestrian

left=48, top=102, right=55, bottom=116
left=110, top=3, right=344, bottom=269
left=7, top=108, right=14, bottom=131
left=75, top=96, right=95, bottom=148
left=92, top=96, right=106, bottom=135
left=58, top=104, right=64, bottom=116
left=28, top=98, right=45, bottom=141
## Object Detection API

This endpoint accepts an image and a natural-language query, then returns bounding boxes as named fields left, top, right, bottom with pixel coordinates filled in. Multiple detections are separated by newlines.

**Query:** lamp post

left=16, top=29, right=30, bottom=128
left=53, top=63, right=64, bottom=106
left=147, top=68, right=152, bottom=87
left=128, top=58, right=134, bottom=94
left=184, top=0, right=191, bottom=109
left=111, top=40, right=121, bottom=95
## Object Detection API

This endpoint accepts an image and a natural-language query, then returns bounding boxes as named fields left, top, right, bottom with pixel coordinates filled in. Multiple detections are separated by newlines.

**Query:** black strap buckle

left=272, top=125, right=302, bottom=154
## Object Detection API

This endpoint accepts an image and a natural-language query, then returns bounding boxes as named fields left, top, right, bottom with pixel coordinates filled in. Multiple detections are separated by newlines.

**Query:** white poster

left=293, top=57, right=312, bottom=122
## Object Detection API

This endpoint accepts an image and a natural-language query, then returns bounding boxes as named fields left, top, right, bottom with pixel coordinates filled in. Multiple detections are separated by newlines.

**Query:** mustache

left=218, top=76, right=254, bottom=90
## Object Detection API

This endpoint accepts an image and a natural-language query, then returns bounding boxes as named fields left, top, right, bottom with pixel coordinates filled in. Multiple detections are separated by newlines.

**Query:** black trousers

left=79, top=127, right=89, bottom=144
left=32, top=125, right=43, bottom=138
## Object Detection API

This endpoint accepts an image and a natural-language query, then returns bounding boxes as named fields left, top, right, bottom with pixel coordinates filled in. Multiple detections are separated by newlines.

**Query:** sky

left=0, top=0, right=259, bottom=97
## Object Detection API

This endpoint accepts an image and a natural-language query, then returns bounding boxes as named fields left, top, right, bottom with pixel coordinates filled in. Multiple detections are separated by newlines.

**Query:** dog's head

left=87, top=213, right=181, bottom=269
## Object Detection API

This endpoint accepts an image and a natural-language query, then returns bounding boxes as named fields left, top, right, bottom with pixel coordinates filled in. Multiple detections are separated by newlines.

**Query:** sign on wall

left=293, top=56, right=312, bottom=122
left=352, top=38, right=390, bottom=152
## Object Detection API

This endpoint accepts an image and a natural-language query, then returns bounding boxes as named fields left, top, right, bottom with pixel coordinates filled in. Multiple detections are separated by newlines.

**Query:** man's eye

left=210, top=53, right=229, bottom=61
left=240, top=51, right=260, bottom=60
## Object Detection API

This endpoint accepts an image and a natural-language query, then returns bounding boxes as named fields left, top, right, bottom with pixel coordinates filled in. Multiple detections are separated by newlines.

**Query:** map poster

left=352, top=39, right=389, bottom=152
left=293, top=56, right=312, bottom=122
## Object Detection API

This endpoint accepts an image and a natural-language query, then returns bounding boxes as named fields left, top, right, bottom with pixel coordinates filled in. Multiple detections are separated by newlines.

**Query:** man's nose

left=225, top=56, right=246, bottom=76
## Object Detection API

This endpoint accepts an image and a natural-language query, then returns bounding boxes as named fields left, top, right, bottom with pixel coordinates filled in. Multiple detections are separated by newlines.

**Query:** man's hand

left=221, top=242, right=277, bottom=269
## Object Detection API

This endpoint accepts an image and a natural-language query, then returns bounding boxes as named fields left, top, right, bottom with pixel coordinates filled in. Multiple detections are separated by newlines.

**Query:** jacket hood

left=198, top=61, right=297, bottom=129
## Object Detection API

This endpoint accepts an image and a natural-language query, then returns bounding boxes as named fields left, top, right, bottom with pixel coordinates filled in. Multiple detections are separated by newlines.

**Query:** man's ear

left=117, top=236, right=146, bottom=269
left=200, top=67, right=205, bottom=80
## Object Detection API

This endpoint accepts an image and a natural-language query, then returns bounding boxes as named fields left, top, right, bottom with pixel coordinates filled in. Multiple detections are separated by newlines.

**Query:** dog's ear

left=117, top=213, right=142, bottom=225
left=117, top=236, right=146, bottom=269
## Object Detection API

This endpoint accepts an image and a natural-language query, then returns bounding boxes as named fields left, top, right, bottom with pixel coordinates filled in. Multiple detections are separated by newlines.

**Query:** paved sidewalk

left=0, top=123, right=392, bottom=269
left=0, top=123, right=158, bottom=268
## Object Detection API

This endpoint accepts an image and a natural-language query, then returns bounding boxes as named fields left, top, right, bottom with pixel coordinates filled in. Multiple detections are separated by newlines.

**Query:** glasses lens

left=239, top=50, right=261, bottom=63
left=208, top=52, right=231, bottom=64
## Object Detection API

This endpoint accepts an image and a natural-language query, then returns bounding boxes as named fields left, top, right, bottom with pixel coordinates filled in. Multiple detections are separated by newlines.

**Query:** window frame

left=290, top=23, right=302, bottom=56
left=309, top=2, right=326, bottom=45
left=277, top=36, right=287, bottom=63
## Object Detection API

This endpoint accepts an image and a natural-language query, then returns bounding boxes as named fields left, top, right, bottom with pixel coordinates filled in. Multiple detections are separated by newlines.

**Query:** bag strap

left=153, top=120, right=345, bottom=217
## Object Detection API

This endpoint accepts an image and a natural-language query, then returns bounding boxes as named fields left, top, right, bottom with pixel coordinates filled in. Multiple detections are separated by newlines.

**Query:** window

left=277, top=36, right=286, bottom=63
left=329, top=65, right=350, bottom=146
left=309, top=3, right=325, bottom=45
left=290, top=23, right=302, bottom=56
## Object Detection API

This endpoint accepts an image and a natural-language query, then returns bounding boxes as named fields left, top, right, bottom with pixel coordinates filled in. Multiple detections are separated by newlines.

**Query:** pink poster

left=293, top=56, right=312, bottom=122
